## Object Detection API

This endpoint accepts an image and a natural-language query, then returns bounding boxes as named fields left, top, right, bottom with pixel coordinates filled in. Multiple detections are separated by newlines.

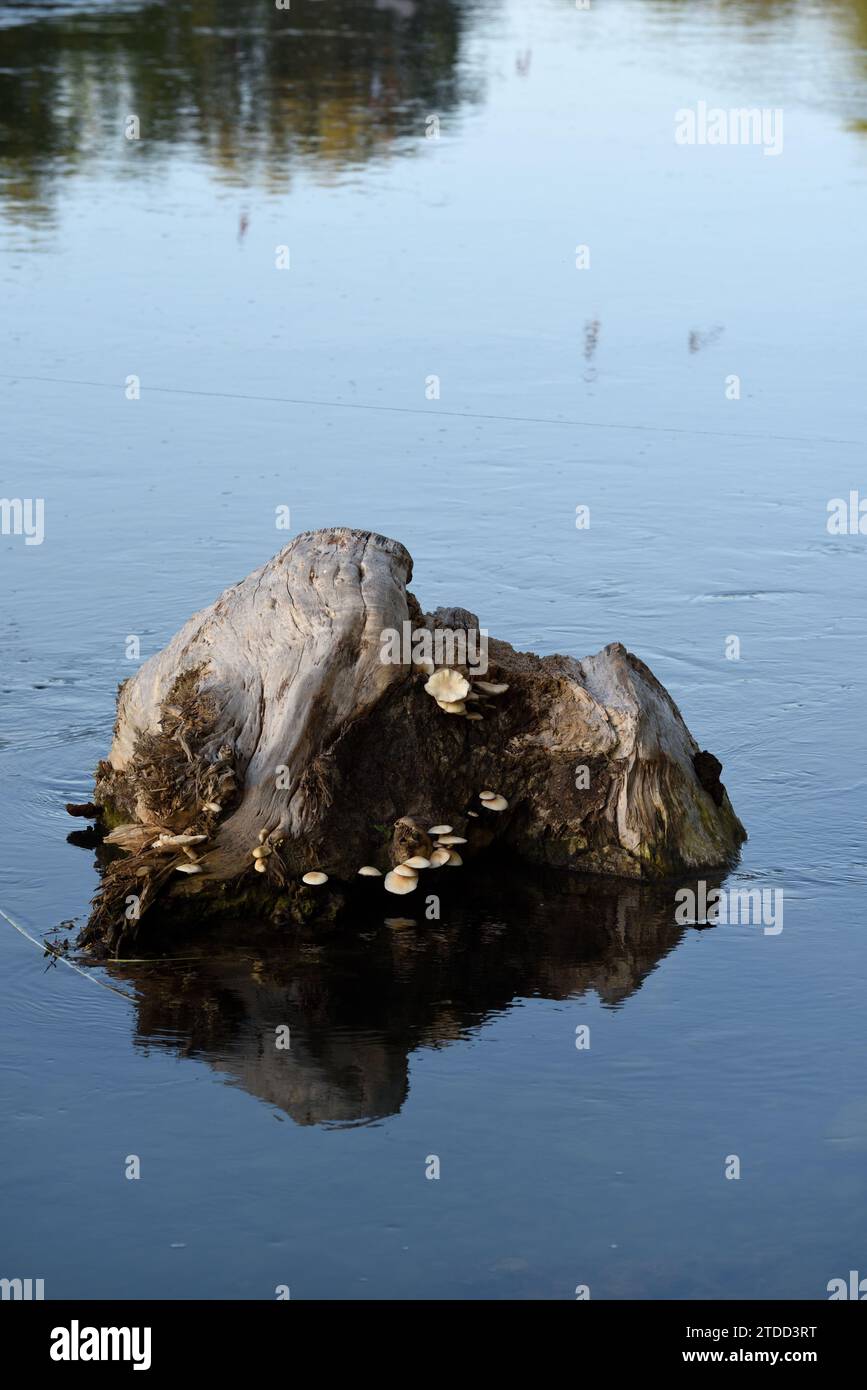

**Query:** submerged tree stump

left=81, top=527, right=745, bottom=951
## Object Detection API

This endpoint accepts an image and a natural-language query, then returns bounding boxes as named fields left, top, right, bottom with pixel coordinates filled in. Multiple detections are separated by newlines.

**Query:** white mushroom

left=403, top=856, right=431, bottom=870
left=175, top=863, right=202, bottom=875
left=429, top=848, right=451, bottom=867
left=483, top=795, right=509, bottom=812
left=358, top=865, right=382, bottom=877
left=428, top=824, right=453, bottom=836
left=393, top=864, right=419, bottom=880
left=435, top=835, right=467, bottom=846
left=385, top=871, right=417, bottom=895
left=437, top=700, right=467, bottom=715
left=202, top=801, right=221, bottom=814
left=302, top=871, right=328, bottom=885
left=424, top=668, right=470, bottom=704
left=479, top=790, right=496, bottom=801
left=467, top=811, right=479, bottom=818
left=447, top=851, right=463, bottom=866
left=254, top=859, right=268, bottom=874
left=252, top=845, right=271, bottom=860
left=473, top=680, right=509, bottom=695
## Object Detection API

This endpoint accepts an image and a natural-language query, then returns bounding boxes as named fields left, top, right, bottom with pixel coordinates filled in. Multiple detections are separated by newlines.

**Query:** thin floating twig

left=0, top=905, right=136, bottom=1002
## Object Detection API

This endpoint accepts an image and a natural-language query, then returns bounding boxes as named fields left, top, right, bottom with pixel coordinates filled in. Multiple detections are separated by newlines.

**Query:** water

left=1, top=0, right=866, bottom=1300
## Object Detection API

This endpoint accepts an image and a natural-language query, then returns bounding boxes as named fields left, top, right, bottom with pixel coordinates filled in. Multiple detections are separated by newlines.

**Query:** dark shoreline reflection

left=104, top=861, right=723, bottom=1128
left=0, top=0, right=479, bottom=221
left=6, top=0, right=867, bottom=225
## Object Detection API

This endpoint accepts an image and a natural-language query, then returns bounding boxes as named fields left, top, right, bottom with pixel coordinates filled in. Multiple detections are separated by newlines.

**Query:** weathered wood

left=82, top=527, right=745, bottom=949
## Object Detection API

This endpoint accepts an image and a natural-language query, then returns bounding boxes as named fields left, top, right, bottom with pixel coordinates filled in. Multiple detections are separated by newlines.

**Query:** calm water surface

left=1, top=0, right=866, bottom=1299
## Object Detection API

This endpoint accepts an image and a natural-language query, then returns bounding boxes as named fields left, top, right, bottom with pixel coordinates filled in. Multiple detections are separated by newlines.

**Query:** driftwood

left=80, top=527, right=745, bottom=951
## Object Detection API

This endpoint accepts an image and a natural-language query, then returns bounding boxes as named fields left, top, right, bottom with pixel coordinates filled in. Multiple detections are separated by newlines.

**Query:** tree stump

left=81, top=527, right=745, bottom=951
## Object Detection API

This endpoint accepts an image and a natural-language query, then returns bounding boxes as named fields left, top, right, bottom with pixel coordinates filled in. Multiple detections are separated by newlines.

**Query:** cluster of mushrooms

left=249, top=827, right=290, bottom=875
left=246, top=668, right=510, bottom=898
left=285, top=789, right=510, bottom=897
left=423, top=666, right=508, bottom=718
left=152, top=831, right=208, bottom=873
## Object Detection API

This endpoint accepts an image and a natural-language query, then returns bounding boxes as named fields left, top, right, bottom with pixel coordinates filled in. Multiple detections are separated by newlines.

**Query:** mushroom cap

left=175, top=862, right=203, bottom=874
left=473, top=680, right=509, bottom=695
left=467, top=811, right=479, bottom=818
left=479, top=790, right=497, bottom=801
left=429, top=848, right=451, bottom=867
left=437, top=700, right=467, bottom=715
left=254, top=859, right=268, bottom=874
left=403, top=856, right=431, bottom=870
left=252, top=845, right=271, bottom=859
left=435, top=834, right=467, bottom=846
left=483, top=794, right=509, bottom=811
left=424, top=668, right=471, bottom=704
left=358, top=865, right=382, bottom=877
left=447, top=851, right=463, bottom=866
left=428, top=824, right=453, bottom=835
left=393, top=864, right=419, bottom=880
left=384, top=871, right=417, bottom=895
left=302, top=871, right=328, bottom=885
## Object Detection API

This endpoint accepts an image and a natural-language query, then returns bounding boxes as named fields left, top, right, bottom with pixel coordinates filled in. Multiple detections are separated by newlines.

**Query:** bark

left=81, top=527, right=745, bottom=950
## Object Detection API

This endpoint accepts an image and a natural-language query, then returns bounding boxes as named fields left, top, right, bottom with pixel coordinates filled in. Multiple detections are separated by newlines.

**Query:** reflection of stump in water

left=80, top=528, right=745, bottom=952
left=111, top=865, right=714, bottom=1127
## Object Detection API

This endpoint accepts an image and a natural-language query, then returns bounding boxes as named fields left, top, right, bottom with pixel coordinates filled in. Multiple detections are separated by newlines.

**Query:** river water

left=1, top=0, right=866, bottom=1300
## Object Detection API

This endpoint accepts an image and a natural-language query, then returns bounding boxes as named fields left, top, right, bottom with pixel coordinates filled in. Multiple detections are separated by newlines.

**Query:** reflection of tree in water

left=0, top=0, right=478, bottom=220
left=4, top=0, right=867, bottom=221
left=645, top=0, right=867, bottom=106
left=840, top=0, right=867, bottom=131
left=646, top=0, right=864, bottom=27
left=108, top=861, right=719, bottom=1128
